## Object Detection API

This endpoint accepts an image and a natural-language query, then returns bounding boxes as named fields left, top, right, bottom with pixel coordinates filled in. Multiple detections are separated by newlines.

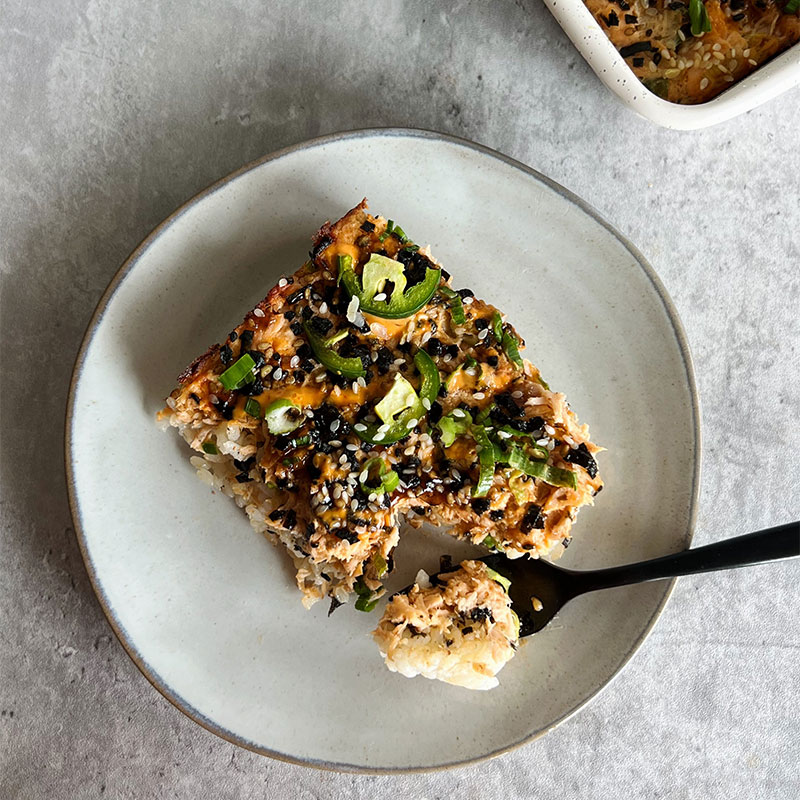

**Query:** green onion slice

left=263, top=398, right=303, bottom=435
left=689, top=0, right=712, bottom=34
left=201, top=441, right=219, bottom=455
left=485, top=566, right=511, bottom=593
left=218, top=353, right=256, bottom=390
left=440, top=286, right=466, bottom=325
left=244, top=397, right=262, bottom=419
left=507, top=446, right=578, bottom=490
left=471, top=425, right=496, bottom=498
left=359, top=457, right=400, bottom=496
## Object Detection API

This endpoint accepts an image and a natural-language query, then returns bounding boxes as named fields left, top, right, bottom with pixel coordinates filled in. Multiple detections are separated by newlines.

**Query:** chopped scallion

left=201, top=442, right=219, bottom=455
left=218, top=353, right=256, bottom=390
left=244, top=397, right=262, bottom=418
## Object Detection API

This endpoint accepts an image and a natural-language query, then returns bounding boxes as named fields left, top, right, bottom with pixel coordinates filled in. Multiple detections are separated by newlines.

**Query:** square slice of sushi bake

left=158, top=200, right=603, bottom=661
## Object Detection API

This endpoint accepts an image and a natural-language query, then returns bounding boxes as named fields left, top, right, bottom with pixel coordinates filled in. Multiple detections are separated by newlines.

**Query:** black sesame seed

left=287, top=288, right=305, bottom=305
left=229, top=331, right=238, bottom=342
left=486, top=355, right=499, bottom=367
left=471, top=498, right=490, bottom=514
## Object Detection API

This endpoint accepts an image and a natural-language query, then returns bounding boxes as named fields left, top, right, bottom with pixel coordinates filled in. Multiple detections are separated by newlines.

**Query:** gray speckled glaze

left=2, top=1, right=799, bottom=798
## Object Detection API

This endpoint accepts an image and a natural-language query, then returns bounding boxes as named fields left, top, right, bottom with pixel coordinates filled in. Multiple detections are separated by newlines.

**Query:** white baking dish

left=545, top=0, right=800, bottom=129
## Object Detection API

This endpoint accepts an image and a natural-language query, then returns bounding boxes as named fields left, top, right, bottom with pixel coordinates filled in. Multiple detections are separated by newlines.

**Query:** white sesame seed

left=748, top=58, right=757, bottom=66
left=498, top=430, right=512, bottom=439
left=512, top=390, right=523, bottom=399
left=253, top=307, right=265, bottom=317
left=329, top=440, right=342, bottom=448
left=371, top=351, right=379, bottom=362
left=743, top=49, right=750, bottom=57
left=305, top=409, right=314, bottom=418
left=478, top=329, right=488, bottom=340
left=544, top=424, right=556, bottom=436
left=209, top=394, right=219, bottom=404
left=351, top=499, right=359, bottom=512
left=373, top=432, right=385, bottom=441
left=724, top=75, right=734, bottom=82
left=648, top=61, right=657, bottom=73
left=273, top=367, right=283, bottom=380
left=546, top=440, right=555, bottom=451
left=452, top=409, right=466, bottom=418
left=319, top=302, right=328, bottom=315
left=368, top=492, right=378, bottom=503
left=406, top=418, right=418, bottom=429
left=730, top=48, right=736, bottom=58
left=373, top=293, right=387, bottom=302
left=165, top=396, right=176, bottom=409
left=278, top=278, right=288, bottom=287
left=443, top=354, right=452, bottom=363
left=564, top=436, right=576, bottom=447
left=536, top=438, right=549, bottom=446
left=378, top=423, right=390, bottom=433
left=339, top=454, right=348, bottom=464
left=333, top=485, right=342, bottom=500
left=422, top=398, right=431, bottom=410
left=357, top=376, right=367, bottom=388
left=346, top=295, right=360, bottom=323
left=352, top=381, right=359, bottom=393
left=330, top=419, right=340, bottom=432
left=354, top=423, right=367, bottom=432
left=463, top=296, right=473, bottom=305
left=393, top=358, right=405, bottom=366
left=677, top=26, right=685, bottom=38
left=713, top=43, right=722, bottom=51
left=421, top=331, right=432, bottom=344
left=359, top=469, right=369, bottom=482
left=473, top=392, right=485, bottom=400
left=346, top=443, right=358, bottom=451
left=700, top=77, right=710, bottom=90
left=404, top=446, right=415, bottom=456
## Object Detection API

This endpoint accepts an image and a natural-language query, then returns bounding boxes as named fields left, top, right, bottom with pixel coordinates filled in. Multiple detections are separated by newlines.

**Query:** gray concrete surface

left=1, top=1, right=799, bottom=798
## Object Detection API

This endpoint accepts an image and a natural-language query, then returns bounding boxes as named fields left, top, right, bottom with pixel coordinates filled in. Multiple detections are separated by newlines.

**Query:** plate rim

left=65, top=126, right=701, bottom=774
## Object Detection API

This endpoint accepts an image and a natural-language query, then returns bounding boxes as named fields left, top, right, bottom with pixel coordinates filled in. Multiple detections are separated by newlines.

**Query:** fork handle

left=568, top=522, right=800, bottom=597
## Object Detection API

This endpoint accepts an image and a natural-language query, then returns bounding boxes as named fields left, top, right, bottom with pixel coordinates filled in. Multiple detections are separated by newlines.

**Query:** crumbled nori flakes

left=428, top=401, right=443, bottom=424
left=290, top=321, right=303, bottom=335
left=461, top=626, right=473, bottom=635
left=619, top=41, right=653, bottom=58
left=269, top=508, right=285, bottom=521
left=520, top=504, right=545, bottom=533
left=360, top=220, right=376, bottom=232
left=489, top=508, right=504, bottom=521
left=310, top=234, right=333, bottom=259
left=605, top=9, right=620, bottom=24
left=228, top=331, right=238, bottom=342
left=219, top=344, right=233, bottom=365
left=633, top=56, right=644, bottom=66
left=301, top=306, right=313, bottom=321
left=470, top=607, right=494, bottom=623
left=375, top=346, right=394, bottom=375
left=283, top=509, right=297, bottom=529
left=239, top=329, right=254, bottom=351
left=189, top=393, right=200, bottom=403
left=235, top=473, right=252, bottom=483
left=565, top=442, right=598, bottom=478
left=625, top=12, right=638, bottom=21
left=328, top=597, right=343, bottom=616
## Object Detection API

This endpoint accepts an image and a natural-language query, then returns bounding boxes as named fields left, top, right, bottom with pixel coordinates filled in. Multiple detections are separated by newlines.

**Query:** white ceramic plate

left=546, top=0, right=800, bottom=130
left=67, top=129, right=700, bottom=772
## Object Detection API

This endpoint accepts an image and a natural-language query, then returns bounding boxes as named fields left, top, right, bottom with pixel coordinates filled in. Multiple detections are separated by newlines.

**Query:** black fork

left=442, top=522, right=799, bottom=637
